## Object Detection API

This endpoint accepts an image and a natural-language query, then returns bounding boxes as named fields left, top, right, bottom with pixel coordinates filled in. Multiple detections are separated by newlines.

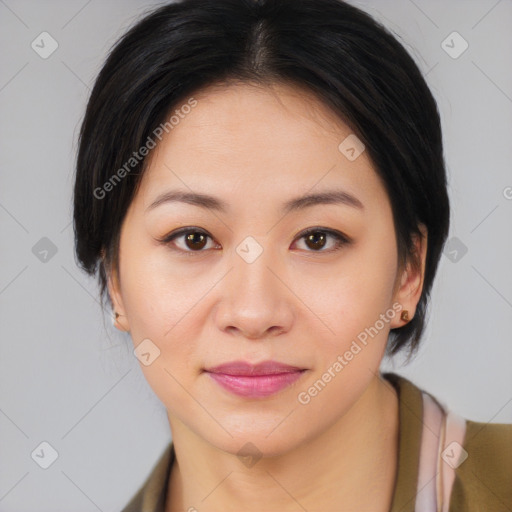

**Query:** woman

left=73, top=0, right=512, bottom=510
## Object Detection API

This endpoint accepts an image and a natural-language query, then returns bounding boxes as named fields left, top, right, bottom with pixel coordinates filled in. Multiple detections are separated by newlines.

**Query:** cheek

left=294, top=231, right=398, bottom=353
left=118, top=248, right=204, bottom=411
left=292, top=234, right=398, bottom=419
left=119, top=240, right=198, bottom=337
left=117, top=244, right=209, bottom=400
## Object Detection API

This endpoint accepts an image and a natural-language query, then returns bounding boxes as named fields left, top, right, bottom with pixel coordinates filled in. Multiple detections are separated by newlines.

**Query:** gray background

left=0, top=0, right=511, bottom=510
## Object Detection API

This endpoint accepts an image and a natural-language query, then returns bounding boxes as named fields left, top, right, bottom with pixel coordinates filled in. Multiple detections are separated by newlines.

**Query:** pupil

left=186, top=232, right=206, bottom=250
left=307, top=232, right=326, bottom=250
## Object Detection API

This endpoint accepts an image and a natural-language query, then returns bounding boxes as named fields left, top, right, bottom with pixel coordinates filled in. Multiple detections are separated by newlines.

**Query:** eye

left=159, top=226, right=350, bottom=254
left=292, top=228, right=350, bottom=253
left=161, top=227, right=218, bottom=253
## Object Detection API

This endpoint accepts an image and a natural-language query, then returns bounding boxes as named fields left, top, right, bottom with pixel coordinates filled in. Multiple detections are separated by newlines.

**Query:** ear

left=390, top=225, right=428, bottom=329
left=102, top=249, right=130, bottom=332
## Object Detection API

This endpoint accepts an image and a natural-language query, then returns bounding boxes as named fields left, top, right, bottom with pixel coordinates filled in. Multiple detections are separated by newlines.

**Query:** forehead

left=137, top=82, right=386, bottom=213
left=148, top=81, right=352, bottom=159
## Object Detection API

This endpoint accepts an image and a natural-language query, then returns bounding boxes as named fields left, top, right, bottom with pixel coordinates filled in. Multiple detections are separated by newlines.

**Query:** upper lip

left=205, top=360, right=304, bottom=376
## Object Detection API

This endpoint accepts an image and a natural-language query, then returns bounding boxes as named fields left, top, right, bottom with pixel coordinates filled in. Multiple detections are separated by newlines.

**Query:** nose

left=214, top=241, right=295, bottom=340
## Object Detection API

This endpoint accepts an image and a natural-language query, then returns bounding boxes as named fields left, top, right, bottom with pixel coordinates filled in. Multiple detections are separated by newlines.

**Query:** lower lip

left=207, top=371, right=305, bottom=398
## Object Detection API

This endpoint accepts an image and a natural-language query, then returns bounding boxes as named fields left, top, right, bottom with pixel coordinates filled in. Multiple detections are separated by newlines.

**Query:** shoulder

left=383, top=372, right=512, bottom=511
left=121, top=442, right=174, bottom=512
left=450, top=420, right=512, bottom=510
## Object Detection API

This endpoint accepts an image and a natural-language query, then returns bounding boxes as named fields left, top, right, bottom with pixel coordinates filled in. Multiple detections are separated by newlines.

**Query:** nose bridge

left=215, top=234, right=293, bottom=338
left=232, top=234, right=281, bottom=302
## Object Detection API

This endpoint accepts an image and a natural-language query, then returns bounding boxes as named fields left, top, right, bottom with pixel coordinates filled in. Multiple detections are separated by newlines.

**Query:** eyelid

left=160, top=226, right=351, bottom=254
left=159, top=226, right=218, bottom=254
left=292, top=227, right=351, bottom=252
left=160, top=226, right=210, bottom=244
left=296, top=226, right=351, bottom=244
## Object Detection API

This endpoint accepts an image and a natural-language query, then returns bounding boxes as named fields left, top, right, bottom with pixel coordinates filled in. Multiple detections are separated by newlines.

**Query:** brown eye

left=294, top=228, right=350, bottom=253
left=161, top=227, right=350, bottom=255
left=162, top=228, right=216, bottom=253
left=304, top=231, right=327, bottom=251
left=184, top=232, right=208, bottom=250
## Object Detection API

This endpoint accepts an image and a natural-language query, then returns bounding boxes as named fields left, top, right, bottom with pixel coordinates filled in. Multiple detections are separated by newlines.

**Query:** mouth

left=204, top=360, right=307, bottom=398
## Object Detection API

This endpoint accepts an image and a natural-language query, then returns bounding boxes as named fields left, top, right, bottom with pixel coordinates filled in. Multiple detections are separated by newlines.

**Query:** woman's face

left=109, top=82, right=420, bottom=456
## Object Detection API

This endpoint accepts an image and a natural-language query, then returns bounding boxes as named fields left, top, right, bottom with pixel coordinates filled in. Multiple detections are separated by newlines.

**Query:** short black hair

left=73, top=0, right=450, bottom=358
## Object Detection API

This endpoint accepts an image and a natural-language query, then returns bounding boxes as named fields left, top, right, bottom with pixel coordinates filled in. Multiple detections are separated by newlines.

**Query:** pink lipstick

left=205, top=361, right=306, bottom=398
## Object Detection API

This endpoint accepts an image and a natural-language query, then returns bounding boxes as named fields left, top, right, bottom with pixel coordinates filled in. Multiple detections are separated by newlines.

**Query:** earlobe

left=109, top=287, right=130, bottom=333
left=103, top=254, right=130, bottom=332
left=112, top=311, right=129, bottom=332
left=110, top=288, right=130, bottom=332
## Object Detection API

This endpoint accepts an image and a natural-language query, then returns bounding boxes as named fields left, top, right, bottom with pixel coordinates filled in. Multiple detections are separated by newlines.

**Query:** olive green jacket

left=122, top=373, right=512, bottom=511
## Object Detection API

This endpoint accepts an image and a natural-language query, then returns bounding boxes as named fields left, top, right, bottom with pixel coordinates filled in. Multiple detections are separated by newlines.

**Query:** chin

left=193, top=418, right=313, bottom=461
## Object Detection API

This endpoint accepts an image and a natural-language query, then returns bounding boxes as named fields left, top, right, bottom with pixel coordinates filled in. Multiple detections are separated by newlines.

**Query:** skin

left=107, top=82, right=427, bottom=511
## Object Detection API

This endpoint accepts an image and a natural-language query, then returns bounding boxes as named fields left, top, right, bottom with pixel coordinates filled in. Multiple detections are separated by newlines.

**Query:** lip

left=204, top=360, right=306, bottom=398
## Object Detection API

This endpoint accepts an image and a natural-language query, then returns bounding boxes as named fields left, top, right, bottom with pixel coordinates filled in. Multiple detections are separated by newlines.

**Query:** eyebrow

left=145, top=189, right=364, bottom=214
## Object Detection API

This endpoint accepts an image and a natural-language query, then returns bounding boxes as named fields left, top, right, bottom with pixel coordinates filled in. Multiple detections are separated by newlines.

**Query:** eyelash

left=159, top=226, right=351, bottom=256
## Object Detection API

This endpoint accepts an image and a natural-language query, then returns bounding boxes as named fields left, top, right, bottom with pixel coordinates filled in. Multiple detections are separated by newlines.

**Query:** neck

left=166, top=374, right=399, bottom=512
